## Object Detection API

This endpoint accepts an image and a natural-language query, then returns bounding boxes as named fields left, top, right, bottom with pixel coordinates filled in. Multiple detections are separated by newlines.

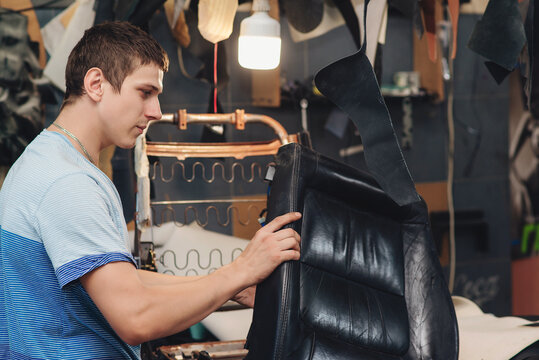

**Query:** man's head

left=62, top=21, right=168, bottom=108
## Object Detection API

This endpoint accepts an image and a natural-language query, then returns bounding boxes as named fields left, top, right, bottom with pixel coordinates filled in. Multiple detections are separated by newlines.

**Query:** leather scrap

left=282, top=0, right=324, bottom=33
left=93, top=0, right=114, bottom=24
left=468, top=0, right=526, bottom=71
left=484, top=60, right=513, bottom=84
left=314, top=0, right=419, bottom=206
left=128, top=0, right=167, bottom=30
left=115, top=0, right=139, bottom=20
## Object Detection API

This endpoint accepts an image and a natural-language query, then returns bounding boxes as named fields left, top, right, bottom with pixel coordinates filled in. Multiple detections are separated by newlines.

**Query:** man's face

left=98, top=63, right=163, bottom=148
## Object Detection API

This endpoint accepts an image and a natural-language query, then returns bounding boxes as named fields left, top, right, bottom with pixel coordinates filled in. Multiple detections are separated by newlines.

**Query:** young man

left=0, top=22, right=301, bottom=359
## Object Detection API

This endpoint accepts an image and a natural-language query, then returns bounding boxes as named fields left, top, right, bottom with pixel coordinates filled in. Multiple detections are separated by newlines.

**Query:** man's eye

left=141, top=90, right=152, bottom=97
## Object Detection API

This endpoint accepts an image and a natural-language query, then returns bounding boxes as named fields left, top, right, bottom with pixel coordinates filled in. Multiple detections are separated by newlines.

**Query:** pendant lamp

left=238, top=0, right=281, bottom=70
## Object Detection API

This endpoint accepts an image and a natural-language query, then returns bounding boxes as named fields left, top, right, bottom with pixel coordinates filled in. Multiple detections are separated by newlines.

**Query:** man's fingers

left=263, top=212, right=301, bottom=233
left=272, top=228, right=300, bottom=243
left=239, top=212, right=302, bottom=285
left=277, top=237, right=300, bottom=252
left=280, top=249, right=301, bottom=262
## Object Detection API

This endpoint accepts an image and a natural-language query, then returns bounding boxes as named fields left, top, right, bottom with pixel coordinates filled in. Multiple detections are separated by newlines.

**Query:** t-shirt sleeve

left=35, top=173, right=136, bottom=288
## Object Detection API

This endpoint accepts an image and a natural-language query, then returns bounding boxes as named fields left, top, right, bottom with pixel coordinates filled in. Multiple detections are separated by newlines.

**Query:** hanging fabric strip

left=314, top=0, right=419, bottom=207
left=448, top=0, right=460, bottom=59
left=421, top=0, right=438, bottom=62
left=134, top=130, right=151, bottom=231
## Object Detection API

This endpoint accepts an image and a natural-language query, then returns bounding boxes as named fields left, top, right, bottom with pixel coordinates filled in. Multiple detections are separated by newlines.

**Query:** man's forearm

left=137, top=269, right=202, bottom=286
left=82, top=261, right=248, bottom=346
left=136, top=262, right=247, bottom=342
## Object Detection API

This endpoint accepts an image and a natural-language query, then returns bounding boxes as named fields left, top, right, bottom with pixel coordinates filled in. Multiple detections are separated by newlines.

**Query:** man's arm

left=80, top=212, right=301, bottom=346
left=136, top=269, right=201, bottom=286
left=137, top=271, right=256, bottom=307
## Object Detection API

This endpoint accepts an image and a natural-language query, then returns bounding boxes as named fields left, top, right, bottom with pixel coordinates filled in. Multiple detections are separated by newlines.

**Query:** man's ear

left=84, top=67, right=105, bottom=102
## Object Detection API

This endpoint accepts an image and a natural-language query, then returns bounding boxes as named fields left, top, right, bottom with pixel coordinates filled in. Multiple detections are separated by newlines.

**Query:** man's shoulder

left=0, top=131, right=112, bottom=228
left=6, top=131, right=83, bottom=189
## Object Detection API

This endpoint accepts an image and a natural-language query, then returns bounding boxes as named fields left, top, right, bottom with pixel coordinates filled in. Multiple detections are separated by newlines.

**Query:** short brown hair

left=62, top=21, right=169, bottom=108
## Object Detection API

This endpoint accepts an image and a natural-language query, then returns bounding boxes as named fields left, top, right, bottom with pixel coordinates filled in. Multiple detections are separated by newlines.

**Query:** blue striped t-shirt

left=0, top=130, right=141, bottom=359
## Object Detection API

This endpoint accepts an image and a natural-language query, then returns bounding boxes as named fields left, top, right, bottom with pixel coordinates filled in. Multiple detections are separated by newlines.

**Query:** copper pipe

left=151, top=109, right=290, bottom=145
left=145, top=136, right=297, bottom=160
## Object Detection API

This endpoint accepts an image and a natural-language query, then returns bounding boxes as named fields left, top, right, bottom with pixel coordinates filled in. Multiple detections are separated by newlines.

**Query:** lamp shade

left=238, top=12, right=281, bottom=70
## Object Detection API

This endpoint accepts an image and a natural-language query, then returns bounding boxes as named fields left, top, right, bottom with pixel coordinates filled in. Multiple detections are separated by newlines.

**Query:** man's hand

left=233, top=212, right=301, bottom=287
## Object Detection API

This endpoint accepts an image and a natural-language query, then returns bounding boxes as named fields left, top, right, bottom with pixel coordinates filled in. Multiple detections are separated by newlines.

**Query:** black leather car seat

left=246, top=143, right=459, bottom=360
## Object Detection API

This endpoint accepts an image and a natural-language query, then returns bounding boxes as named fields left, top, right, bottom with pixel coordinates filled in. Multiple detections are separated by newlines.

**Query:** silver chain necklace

left=52, top=122, right=95, bottom=164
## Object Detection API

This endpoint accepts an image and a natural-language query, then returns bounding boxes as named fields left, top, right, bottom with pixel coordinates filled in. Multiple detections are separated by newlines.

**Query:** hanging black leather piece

left=314, top=0, right=419, bottom=207
left=331, top=0, right=361, bottom=49
left=127, top=0, right=167, bottom=31
left=484, top=61, right=513, bottom=85
left=389, top=0, right=423, bottom=37
left=468, top=0, right=526, bottom=72
left=115, top=0, right=140, bottom=21
left=93, top=0, right=115, bottom=25
left=282, top=0, right=324, bottom=33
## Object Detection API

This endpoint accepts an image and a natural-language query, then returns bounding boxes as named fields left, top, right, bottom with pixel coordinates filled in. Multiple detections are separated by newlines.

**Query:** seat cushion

left=299, top=189, right=409, bottom=354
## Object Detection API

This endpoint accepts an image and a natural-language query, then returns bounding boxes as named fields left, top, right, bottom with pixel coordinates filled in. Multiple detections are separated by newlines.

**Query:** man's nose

left=145, top=97, right=162, bottom=120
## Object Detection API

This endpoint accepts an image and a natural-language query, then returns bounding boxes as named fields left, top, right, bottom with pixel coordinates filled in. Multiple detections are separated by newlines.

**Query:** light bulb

left=238, top=10, right=281, bottom=70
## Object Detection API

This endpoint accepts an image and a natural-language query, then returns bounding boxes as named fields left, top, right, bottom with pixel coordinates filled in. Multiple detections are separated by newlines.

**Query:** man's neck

left=48, top=99, right=107, bottom=165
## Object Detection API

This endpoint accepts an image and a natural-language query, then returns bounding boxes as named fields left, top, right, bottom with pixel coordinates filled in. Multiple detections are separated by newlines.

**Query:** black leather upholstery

left=245, top=143, right=458, bottom=360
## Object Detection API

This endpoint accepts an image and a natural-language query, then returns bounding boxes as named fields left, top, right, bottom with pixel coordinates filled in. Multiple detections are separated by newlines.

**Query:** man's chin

left=117, top=139, right=137, bottom=149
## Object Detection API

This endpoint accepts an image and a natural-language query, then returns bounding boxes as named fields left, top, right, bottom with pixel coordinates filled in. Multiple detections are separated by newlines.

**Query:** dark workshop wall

left=449, top=16, right=510, bottom=314
left=35, top=6, right=512, bottom=315
left=382, top=13, right=511, bottom=314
